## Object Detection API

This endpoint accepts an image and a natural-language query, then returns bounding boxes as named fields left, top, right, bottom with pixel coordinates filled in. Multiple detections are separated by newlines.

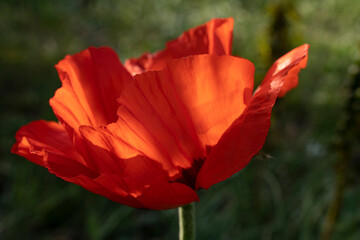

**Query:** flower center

left=174, top=158, right=205, bottom=190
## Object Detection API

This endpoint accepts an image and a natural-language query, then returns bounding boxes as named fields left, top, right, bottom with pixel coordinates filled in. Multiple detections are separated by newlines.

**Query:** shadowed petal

left=12, top=120, right=198, bottom=209
left=62, top=172, right=199, bottom=210
left=79, top=125, right=140, bottom=175
left=63, top=173, right=143, bottom=208
left=196, top=44, right=309, bottom=189
left=11, top=120, right=97, bottom=178
left=77, top=125, right=199, bottom=209
left=125, top=18, right=234, bottom=75
left=11, top=121, right=143, bottom=208
left=138, top=182, right=199, bottom=209
left=50, top=47, right=132, bottom=136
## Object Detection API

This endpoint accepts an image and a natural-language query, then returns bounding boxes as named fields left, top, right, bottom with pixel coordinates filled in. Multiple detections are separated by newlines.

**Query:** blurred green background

left=1, top=0, right=359, bottom=239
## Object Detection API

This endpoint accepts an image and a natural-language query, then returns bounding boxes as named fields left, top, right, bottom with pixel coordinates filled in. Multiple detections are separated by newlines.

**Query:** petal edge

left=196, top=44, right=309, bottom=189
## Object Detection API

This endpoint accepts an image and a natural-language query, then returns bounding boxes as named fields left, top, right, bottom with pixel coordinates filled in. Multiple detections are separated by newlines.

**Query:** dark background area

left=0, top=0, right=359, bottom=239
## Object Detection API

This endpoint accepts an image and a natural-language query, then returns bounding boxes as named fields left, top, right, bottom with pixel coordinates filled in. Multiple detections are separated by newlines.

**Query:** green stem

left=178, top=203, right=196, bottom=240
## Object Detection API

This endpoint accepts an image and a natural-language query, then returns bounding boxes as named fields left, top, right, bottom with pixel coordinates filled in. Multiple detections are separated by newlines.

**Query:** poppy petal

left=11, top=120, right=96, bottom=178
left=50, top=46, right=132, bottom=135
left=124, top=18, right=234, bottom=75
left=278, top=49, right=309, bottom=97
left=61, top=172, right=199, bottom=210
left=196, top=44, right=309, bottom=189
left=12, top=121, right=197, bottom=209
left=77, top=125, right=199, bottom=209
left=79, top=125, right=140, bottom=175
left=138, top=182, right=199, bottom=210
left=62, top=173, right=142, bottom=208
left=117, top=55, right=254, bottom=178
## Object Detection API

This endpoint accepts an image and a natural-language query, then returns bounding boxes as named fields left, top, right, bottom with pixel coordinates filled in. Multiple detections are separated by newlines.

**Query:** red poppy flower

left=12, top=18, right=309, bottom=209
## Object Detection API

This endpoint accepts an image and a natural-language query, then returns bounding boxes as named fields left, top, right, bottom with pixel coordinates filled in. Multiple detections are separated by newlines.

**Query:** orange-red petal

left=62, top=172, right=199, bottom=210
left=11, top=120, right=96, bottom=178
left=117, top=55, right=254, bottom=178
left=77, top=124, right=199, bottom=209
left=79, top=124, right=140, bottom=175
left=138, top=182, right=199, bottom=209
left=124, top=18, right=234, bottom=75
left=12, top=120, right=198, bottom=209
left=196, top=44, right=309, bottom=189
left=63, top=173, right=143, bottom=208
left=50, top=46, right=132, bottom=135
left=278, top=49, right=308, bottom=97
